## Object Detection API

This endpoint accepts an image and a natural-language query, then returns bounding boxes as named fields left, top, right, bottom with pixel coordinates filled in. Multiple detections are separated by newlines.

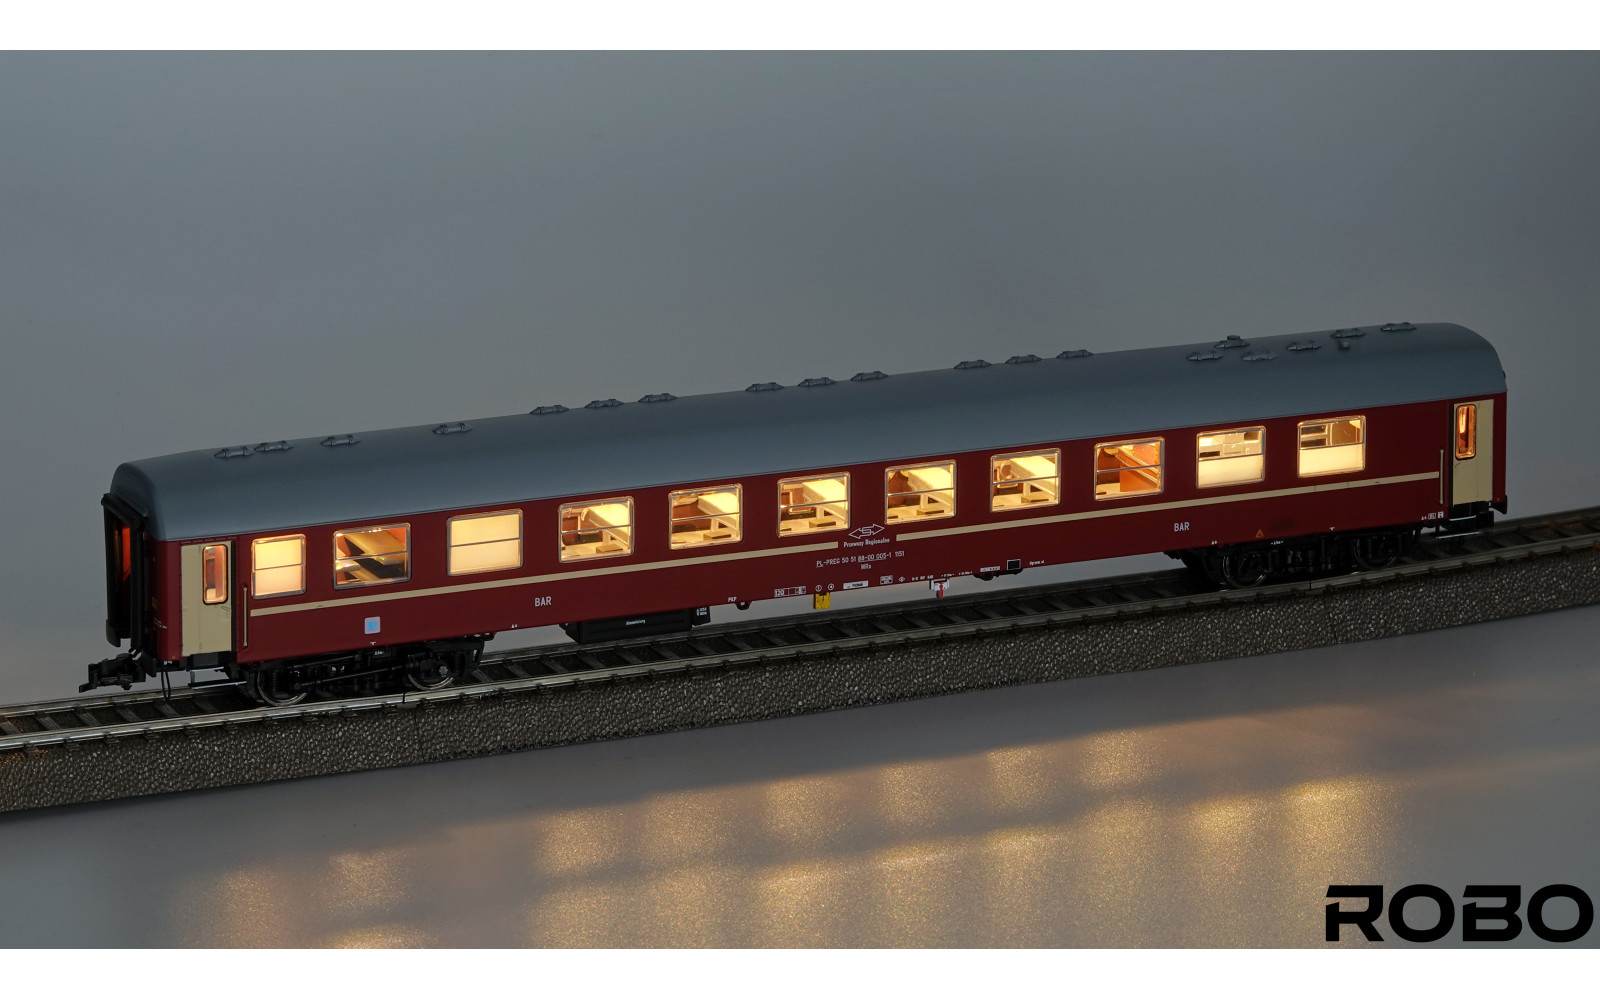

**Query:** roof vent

left=1331, top=328, right=1366, bottom=339
left=320, top=434, right=359, bottom=447
left=529, top=404, right=568, bottom=416
left=1285, top=340, right=1321, bottom=352
left=850, top=370, right=887, bottom=382
left=432, top=422, right=471, bottom=435
left=1242, top=350, right=1276, bottom=362
left=1380, top=322, right=1417, bottom=332
left=798, top=377, right=835, bottom=388
left=638, top=392, right=677, bottom=403
left=213, top=446, right=252, bottom=460
left=1214, top=335, right=1249, bottom=350
left=253, top=440, right=292, bottom=454
left=1005, top=354, right=1041, bottom=365
left=1187, top=350, right=1224, bottom=362
left=746, top=382, right=782, bottom=392
left=954, top=359, right=990, bottom=370
left=585, top=398, right=623, bottom=409
left=1057, top=349, right=1092, bottom=359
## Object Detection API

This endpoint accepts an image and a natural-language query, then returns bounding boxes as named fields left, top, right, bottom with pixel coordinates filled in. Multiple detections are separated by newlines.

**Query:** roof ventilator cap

left=1214, top=335, right=1249, bottom=350
left=850, top=371, right=887, bottom=381
left=954, top=359, right=990, bottom=370
left=1005, top=354, right=1041, bottom=365
left=1186, top=350, right=1224, bottom=362
left=1285, top=340, right=1321, bottom=352
left=213, top=445, right=253, bottom=460
left=1242, top=350, right=1275, bottom=362
left=638, top=393, right=677, bottom=403
left=432, top=422, right=471, bottom=435
left=1330, top=328, right=1366, bottom=339
left=320, top=434, right=359, bottom=447
left=1057, top=349, right=1092, bottom=359
left=253, top=440, right=292, bottom=453
left=529, top=404, right=568, bottom=416
left=746, top=382, right=782, bottom=392
left=798, top=377, right=835, bottom=387
left=585, top=398, right=623, bottom=409
left=1380, top=322, right=1417, bottom=332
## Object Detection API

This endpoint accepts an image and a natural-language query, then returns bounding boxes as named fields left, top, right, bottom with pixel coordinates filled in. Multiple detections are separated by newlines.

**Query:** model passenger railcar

left=86, top=322, right=1507, bottom=704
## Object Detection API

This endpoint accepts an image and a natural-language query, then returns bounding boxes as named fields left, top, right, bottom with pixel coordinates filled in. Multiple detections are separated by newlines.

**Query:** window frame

left=777, top=472, right=852, bottom=536
left=201, top=543, right=229, bottom=605
left=251, top=534, right=306, bottom=599
left=1454, top=403, right=1477, bottom=460
left=990, top=448, right=1062, bottom=513
left=1194, top=426, right=1266, bottom=490
left=447, top=509, right=523, bottom=576
left=1296, top=415, right=1366, bottom=478
left=1093, top=437, right=1165, bottom=501
left=668, top=484, right=743, bottom=550
left=558, top=497, right=636, bottom=562
left=885, top=460, right=957, bottom=523
left=332, top=523, right=412, bottom=589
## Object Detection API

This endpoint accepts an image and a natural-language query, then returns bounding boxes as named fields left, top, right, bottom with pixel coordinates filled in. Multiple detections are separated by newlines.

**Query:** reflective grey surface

left=0, top=53, right=1596, bottom=946
left=2, top=604, right=1597, bottom=947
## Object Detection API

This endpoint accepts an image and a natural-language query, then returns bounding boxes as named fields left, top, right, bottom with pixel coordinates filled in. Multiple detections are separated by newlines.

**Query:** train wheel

left=1219, top=549, right=1270, bottom=588
left=404, top=655, right=458, bottom=692
left=1352, top=531, right=1405, bottom=571
left=248, top=666, right=308, bottom=707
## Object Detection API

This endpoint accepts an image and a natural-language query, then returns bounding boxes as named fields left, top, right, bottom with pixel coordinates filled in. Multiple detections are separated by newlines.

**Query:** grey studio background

left=1, top=53, right=1598, bottom=947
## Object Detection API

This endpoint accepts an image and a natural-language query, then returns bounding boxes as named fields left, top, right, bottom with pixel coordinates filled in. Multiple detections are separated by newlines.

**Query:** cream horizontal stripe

left=895, top=471, right=1441, bottom=542
left=251, top=540, right=841, bottom=618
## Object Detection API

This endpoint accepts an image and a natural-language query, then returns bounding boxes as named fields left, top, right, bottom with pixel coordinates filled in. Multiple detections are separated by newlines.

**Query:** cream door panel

left=1451, top=398, right=1494, bottom=506
left=180, top=541, right=234, bottom=656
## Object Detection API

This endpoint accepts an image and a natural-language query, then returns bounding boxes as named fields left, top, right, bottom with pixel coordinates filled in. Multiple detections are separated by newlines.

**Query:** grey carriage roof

left=112, top=322, right=1504, bottom=541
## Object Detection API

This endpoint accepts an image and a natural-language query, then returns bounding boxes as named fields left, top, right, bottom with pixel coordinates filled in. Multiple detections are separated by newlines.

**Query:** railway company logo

left=844, top=524, right=892, bottom=548
left=848, top=524, right=886, bottom=540
left=1326, top=884, right=1594, bottom=944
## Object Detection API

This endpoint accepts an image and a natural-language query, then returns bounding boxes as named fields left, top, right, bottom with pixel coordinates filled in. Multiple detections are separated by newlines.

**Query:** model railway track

left=6, top=505, right=1599, bottom=754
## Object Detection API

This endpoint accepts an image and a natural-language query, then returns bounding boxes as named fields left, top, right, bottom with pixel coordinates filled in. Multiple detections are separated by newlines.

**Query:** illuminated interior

left=334, top=525, right=411, bottom=588
left=1455, top=404, right=1476, bottom=459
left=448, top=510, right=522, bottom=575
left=252, top=535, right=305, bottom=598
left=670, top=486, right=742, bottom=548
left=992, top=450, right=1060, bottom=510
left=1196, top=427, right=1264, bottom=488
left=778, top=475, right=850, bottom=535
left=1297, top=417, right=1364, bottom=477
left=886, top=462, right=955, bottom=522
left=1094, top=439, right=1162, bottom=499
left=201, top=544, right=228, bottom=605
left=560, top=499, right=634, bottom=561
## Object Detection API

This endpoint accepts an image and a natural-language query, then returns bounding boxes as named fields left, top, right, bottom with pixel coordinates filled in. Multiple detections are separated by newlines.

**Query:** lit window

left=1298, top=416, right=1365, bottom=477
left=560, top=499, right=634, bottom=561
left=1196, top=427, right=1265, bottom=488
left=202, top=544, right=229, bottom=605
left=1455, top=404, right=1477, bottom=459
left=992, top=449, right=1061, bottom=510
left=670, top=486, right=742, bottom=548
left=448, top=510, right=522, bottom=575
left=333, top=524, right=411, bottom=588
left=1095, top=439, right=1163, bottom=499
left=778, top=474, right=850, bottom=535
left=252, top=535, right=305, bottom=598
left=886, top=461, right=955, bottom=522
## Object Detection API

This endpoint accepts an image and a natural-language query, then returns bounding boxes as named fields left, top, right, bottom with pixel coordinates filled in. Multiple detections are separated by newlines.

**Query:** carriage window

left=1196, top=427, right=1265, bottom=488
left=886, top=461, right=955, bottom=522
left=252, top=535, right=305, bottom=598
left=448, top=510, right=522, bottom=575
left=1298, top=416, right=1365, bottom=477
left=670, top=486, right=742, bottom=548
left=201, top=544, right=229, bottom=604
left=992, top=449, right=1060, bottom=510
left=1455, top=404, right=1477, bottom=459
left=778, top=474, right=850, bottom=535
left=559, top=499, right=634, bottom=561
left=1095, top=439, right=1163, bottom=499
left=333, top=524, right=411, bottom=588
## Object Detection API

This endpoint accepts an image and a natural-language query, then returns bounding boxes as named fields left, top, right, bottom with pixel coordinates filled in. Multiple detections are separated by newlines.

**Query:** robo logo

left=1326, top=884, right=1594, bottom=943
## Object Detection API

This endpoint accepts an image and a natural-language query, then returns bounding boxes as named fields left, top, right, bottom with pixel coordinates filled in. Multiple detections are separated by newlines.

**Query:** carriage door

left=180, top=541, right=234, bottom=657
left=1451, top=399, right=1494, bottom=506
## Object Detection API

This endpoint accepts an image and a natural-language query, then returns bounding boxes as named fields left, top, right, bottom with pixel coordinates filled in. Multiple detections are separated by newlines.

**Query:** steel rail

left=4, top=504, right=1598, bottom=754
